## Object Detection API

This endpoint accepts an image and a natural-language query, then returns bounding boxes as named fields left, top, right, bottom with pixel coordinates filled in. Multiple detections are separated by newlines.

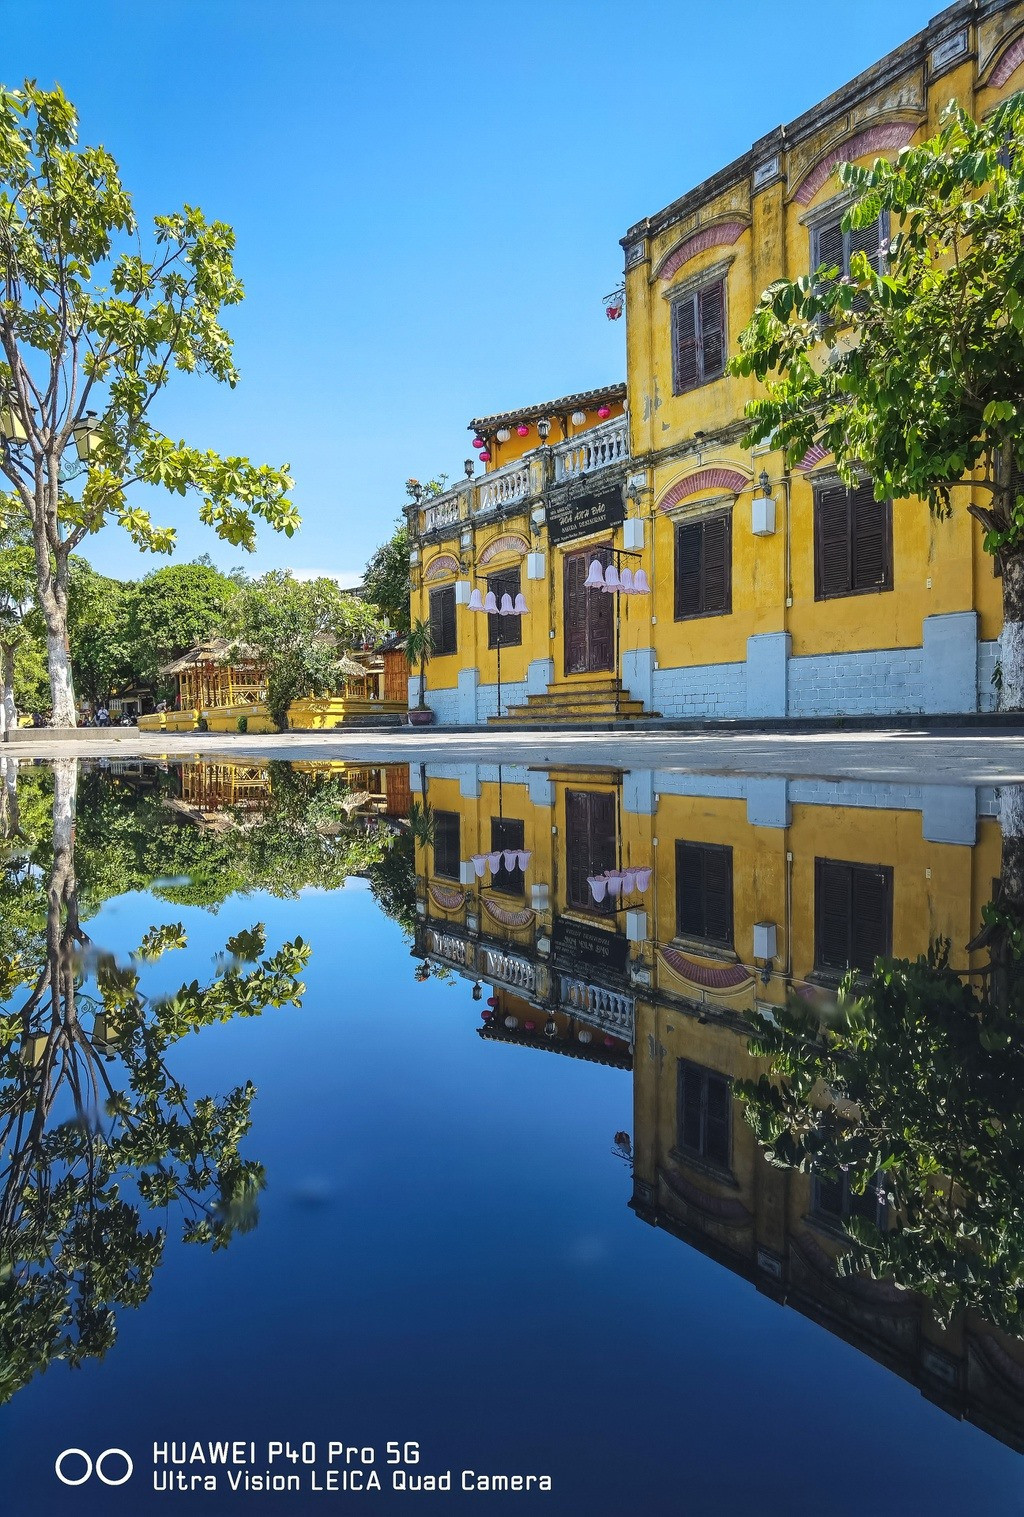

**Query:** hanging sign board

left=547, top=486, right=624, bottom=545
left=552, top=917, right=629, bottom=977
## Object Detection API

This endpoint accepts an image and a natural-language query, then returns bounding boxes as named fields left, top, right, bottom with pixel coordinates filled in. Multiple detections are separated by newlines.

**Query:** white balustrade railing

left=423, top=495, right=461, bottom=533
left=485, top=948, right=536, bottom=992
left=552, top=416, right=629, bottom=484
left=559, top=974, right=634, bottom=1038
left=476, top=460, right=531, bottom=514
left=430, top=929, right=467, bottom=965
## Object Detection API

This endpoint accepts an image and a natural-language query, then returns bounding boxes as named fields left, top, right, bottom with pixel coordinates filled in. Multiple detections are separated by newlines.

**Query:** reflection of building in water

left=166, top=762, right=412, bottom=828
left=412, top=761, right=1024, bottom=1450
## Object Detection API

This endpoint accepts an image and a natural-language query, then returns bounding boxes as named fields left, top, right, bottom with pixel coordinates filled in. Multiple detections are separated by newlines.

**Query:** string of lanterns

left=467, top=585, right=528, bottom=614
left=467, top=847, right=532, bottom=879
left=471, top=405, right=616, bottom=463
left=584, top=559, right=650, bottom=595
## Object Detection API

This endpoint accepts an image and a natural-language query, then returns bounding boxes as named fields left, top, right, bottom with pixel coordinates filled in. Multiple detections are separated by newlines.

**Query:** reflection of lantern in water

left=504, top=1015, right=519, bottom=1030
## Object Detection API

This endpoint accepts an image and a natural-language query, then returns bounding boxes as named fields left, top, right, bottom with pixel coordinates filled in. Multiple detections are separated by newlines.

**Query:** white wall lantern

left=409, top=548, right=420, bottom=565
left=753, top=921, right=778, bottom=960
left=526, top=552, right=545, bottom=581
left=752, top=498, right=776, bottom=536
left=531, top=505, right=547, bottom=528
left=455, top=579, right=472, bottom=605
left=625, top=908, right=648, bottom=943
left=459, top=860, right=477, bottom=885
left=530, top=882, right=549, bottom=910
left=623, top=517, right=645, bottom=551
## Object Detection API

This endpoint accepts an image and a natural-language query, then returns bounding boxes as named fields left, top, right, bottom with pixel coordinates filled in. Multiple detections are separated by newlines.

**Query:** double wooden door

left=563, top=548, right=614, bottom=675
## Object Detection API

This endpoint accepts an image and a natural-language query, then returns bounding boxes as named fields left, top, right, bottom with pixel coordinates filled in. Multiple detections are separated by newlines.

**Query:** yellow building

left=409, top=757, right=1024, bottom=1447
left=409, top=2, right=1024, bottom=724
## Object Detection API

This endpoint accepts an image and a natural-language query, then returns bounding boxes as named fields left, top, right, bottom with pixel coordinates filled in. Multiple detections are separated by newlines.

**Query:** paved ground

left=5, top=726, right=1024, bottom=785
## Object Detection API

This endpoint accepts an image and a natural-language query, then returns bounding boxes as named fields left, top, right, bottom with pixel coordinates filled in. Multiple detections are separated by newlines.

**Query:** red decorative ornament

left=472, top=436, right=485, bottom=449
left=479, top=450, right=491, bottom=462
left=524, top=1020, right=536, bottom=1032
left=516, top=424, right=530, bottom=437
left=605, top=304, right=622, bottom=321
left=598, top=405, right=611, bottom=418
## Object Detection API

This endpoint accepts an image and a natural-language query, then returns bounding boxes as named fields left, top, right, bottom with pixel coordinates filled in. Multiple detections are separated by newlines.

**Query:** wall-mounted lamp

left=536, top=418, right=551, bottom=442
left=464, top=459, right=475, bottom=479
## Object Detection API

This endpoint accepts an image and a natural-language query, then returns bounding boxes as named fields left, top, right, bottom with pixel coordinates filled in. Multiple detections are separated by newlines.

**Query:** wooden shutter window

left=671, top=277, right=726, bottom=394
left=432, top=809, right=461, bottom=881
left=428, top=585, right=457, bottom=656
left=565, top=789, right=616, bottom=913
left=814, top=858, right=893, bottom=973
left=677, top=1060, right=732, bottom=1168
left=490, top=816, right=525, bottom=896
left=487, top=569, right=522, bottom=650
left=676, top=840, right=733, bottom=946
left=814, top=481, right=891, bottom=599
left=675, top=513, right=731, bottom=619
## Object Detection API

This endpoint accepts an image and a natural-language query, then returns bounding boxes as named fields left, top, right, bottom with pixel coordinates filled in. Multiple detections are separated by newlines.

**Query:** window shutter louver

left=428, top=585, right=457, bottom=656
left=676, top=841, right=733, bottom=944
left=433, top=810, right=461, bottom=881
left=566, top=790, right=616, bottom=913
left=701, top=514, right=731, bottom=613
left=815, top=859, right=853, bottom=970
left=848, top=213, right=885, bottom=275
left=850, top=865, right=891, bottom=968
left=702, top=845, right=733, bottom=945
left=429, top=589, right=444, bottom=653
left=703, top=1077, right=731, bottom=1168
left=676, top=841, right=704, bottom=937
left=487, top=569, right=522, bottom=649
left=850, top=482, right=891, bottom=590
left=699, top=281, right=725, bottom=380
left=673, top=295, right=699, bottom=392
left=815, top=485, right=853, bottom=598
left=814, top=216, right=844, bottom=278
left=491, top=817, right=525, bottom=896
left=680, top=1063, right=703, bottom=1152
left=676, top=522, right=703, bottom=617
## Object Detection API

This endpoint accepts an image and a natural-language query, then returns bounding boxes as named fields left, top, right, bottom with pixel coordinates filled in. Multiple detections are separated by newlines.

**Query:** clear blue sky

left=7, top=0, right=940, bottom=586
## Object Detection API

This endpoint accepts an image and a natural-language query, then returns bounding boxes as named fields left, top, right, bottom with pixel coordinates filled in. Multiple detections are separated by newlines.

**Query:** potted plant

left=405, top=618, right=435, bottom=725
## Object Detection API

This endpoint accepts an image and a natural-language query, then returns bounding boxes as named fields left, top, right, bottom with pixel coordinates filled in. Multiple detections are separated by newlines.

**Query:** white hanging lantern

left=619, top=567, right=634, bottom=594
left=486, top=851, right=502, bottom=872
left=496, top=427, right=511, bottom=442
left=632, top=568, right=650, bottom=594
left=588, top=875, right=607, bottom=902
left=635, top=867, right=652, bottom=892
left=503, top=850, right=518, bottom=871
left=512, top=592, right=528, bottom=615
left=468, top=588, right=484, bottom=611
left=571, top=410, right=587, bottom=426
left=516, top=850, right=531, bottom=870
left=472, top=854, right=488, bottom=878
left=603, top=563, right=620, bottom=593
left=499, top=592, right=514, bottom=615
left=584, top=560, right=605, bottom=590
left=606, top=871, right=623, bottom=897
left=483, top=590, right=498, bottom=613
left=621, top=868, right=637, bottom=894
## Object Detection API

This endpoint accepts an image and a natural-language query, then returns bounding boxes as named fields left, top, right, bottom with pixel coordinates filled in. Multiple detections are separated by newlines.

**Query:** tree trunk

left=990, top=783, right=1024, bottom=1016
left=2, top=642, right=17, bottom=734
left=999, top=552, right=1024, bottom=712
left=417, top=660, right=426, bottom=709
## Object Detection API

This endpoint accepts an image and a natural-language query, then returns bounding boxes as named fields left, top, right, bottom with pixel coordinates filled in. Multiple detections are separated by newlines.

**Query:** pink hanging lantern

left=619, top=567, right=634, bottom=594
left=516, top=850, right=531, bottom=870
left=516, top=424, right=530, bottom=437
left=468, top=588, right=484, bottom=611
left=483, top=590, right=498, bottom=613
left=584, top=559, right=605, bottom=590
left=635, top=867, right=652, bottom=892
left=472, top=853, right=488, bottom=878
left=472, top=436, right=485, bottom=449
left=499, top=592, right=514, bottom=615
left=606, top=871, right=623, bottom=897
left=486, top=851, right=502, bottom=872
left=598, top=404, right=611, bottom=417
left=621, top=868, right=637, bottom=894
left=503, top=850, right=518, bottom=871
left=588, top=875, right=608, bottom=903
left=479, top=450, right=491, bottom=462
left=524, top=1020, right=536, bottom=1032
left=603, top=563, right=620, bottom=593
left=512, top=592, right=528, bottom=614
left=632, top=568, right=650, bottom=594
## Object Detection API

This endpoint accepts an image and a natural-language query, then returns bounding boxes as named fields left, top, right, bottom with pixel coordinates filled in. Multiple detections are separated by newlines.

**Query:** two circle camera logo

left=55, top=1449, right=133, bottom=1487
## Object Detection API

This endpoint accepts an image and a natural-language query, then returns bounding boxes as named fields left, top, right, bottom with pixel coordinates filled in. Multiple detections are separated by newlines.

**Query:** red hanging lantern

left=516, top=424, right=529, bottom=437
left=472, top=436, right=485, bottom=449
left=598, top=404, right=611, bottom=419
left=605, top=303, right=622, bottom=320
left=479, top=450, right=491, bottom=462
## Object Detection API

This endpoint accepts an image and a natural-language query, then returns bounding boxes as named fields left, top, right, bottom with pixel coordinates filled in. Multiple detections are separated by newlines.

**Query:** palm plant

left=405, top=618, right=434, bottom=710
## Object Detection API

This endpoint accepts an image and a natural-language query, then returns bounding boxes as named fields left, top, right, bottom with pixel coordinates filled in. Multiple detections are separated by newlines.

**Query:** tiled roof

left=468, top=382, right=626, bottom=435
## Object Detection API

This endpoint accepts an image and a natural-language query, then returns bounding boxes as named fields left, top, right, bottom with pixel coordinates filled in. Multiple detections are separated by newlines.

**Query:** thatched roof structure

left=160, top=639, right=259, bottom=677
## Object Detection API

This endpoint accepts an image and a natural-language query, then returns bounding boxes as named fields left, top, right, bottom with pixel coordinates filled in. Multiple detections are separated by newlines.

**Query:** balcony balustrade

left=476, top=458, right=532, bottom=514
left=558, top=974, right=634, bottom=1039
left=552, top=415, right=629, bottom=484
left=429, top=929, right=468, bottom=965
left=484, top=948, right=536, bottom=992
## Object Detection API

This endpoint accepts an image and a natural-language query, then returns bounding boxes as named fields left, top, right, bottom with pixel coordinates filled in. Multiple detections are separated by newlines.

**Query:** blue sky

left=6, top=0, right=940, bottom=586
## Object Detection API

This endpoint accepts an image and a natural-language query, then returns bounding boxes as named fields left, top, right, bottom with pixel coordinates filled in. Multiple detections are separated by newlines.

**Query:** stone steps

left=490, top=680, right=660, bottom=725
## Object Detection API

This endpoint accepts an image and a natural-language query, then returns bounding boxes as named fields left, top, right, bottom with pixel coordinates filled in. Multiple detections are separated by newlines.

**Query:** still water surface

left=1, top=756, right=1023, bottom=1515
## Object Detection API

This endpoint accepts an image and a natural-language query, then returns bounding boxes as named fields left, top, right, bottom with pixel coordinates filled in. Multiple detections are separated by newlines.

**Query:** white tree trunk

left=45, top=627, right=77, bottom=728
left=999, top=620, right=1024, bottom=712
left=2, top=643, right=17, bottom=734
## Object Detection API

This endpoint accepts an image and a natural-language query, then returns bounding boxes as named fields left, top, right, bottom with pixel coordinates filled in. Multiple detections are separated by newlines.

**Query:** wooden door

left=563, top=548, right=614, bottom=675
left=565, top=789, right=616, bottom=913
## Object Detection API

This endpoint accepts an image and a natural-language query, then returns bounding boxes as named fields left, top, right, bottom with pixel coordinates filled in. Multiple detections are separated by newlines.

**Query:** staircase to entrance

left=489, top=677, right=660, bottom=726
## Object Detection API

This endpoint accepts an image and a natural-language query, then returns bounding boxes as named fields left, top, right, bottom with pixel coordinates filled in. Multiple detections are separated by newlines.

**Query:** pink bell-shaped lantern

left=468, top=587, right=484, bottom=611
left=471, top=854, right=488, bottom=878
left=588, top=875, right=608, bottom=902
left=503, top=850, right=518, bottom=871
left=603, top=563, right=620, bottom=593
left=483, top=590, right=498, bottom=613
left=486, top=851, right=502, bottom=873
left=512, top=592, right=528, bottom=614
left=621, top=868, right=637, bottom=895
left=619, top=566, right=634, bottom=594
left=516, top=850, right=531, bottom=870
left=635, top=867, right=652, bottom=892
left=584, top=559, right=605, bottom=590
left=499, top=592, right=514, bottom=615
left=606, top=871, right=624, bottom=897
left=632, top=568, right=650, bottom=595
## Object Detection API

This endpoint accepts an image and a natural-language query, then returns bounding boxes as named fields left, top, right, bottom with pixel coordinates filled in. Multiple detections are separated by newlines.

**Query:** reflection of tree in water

left=739, top=786, right=1024, bottom=1334
left=0, top=760, right=310, bottom=1403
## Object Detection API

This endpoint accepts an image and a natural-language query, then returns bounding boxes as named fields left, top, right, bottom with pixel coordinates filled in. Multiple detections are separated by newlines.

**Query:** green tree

left=127, top=559, right=238, bottom=692
left=223, top=571, right=382, bottom=731
left=0, top=511, right=40, bottom=732
left=405, top=618, right=433, bottom=710
left=730, top=91, right=1024, bottom=709
left=0, top=83, right=297, bottom=726
left=66, top=558, right=134, bottom=706
left=363, top=520, right=410, bottom=634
